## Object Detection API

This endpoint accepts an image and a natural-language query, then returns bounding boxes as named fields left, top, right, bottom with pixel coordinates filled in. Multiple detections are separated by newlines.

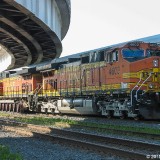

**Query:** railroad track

left=0, top=119, right=160, bottom=160
left=1, top=110, right=160, bottom=124
left=72, top=124, right=160, bottom=140
left=0, top=112, right=160, bottom=139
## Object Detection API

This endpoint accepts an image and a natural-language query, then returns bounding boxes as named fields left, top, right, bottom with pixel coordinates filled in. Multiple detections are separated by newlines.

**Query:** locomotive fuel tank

left=57, top=98, right=97, bottom=115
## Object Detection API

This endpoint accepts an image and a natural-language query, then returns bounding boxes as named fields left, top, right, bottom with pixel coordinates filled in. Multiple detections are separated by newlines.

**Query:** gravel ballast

left=0, top=130, right=123, bottom=160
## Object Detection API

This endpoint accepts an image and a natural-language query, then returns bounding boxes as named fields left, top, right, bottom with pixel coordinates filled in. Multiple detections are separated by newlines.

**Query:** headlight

left=148, top=83, right=154, bottom=89
left=153, top=59, right=159, bottom=67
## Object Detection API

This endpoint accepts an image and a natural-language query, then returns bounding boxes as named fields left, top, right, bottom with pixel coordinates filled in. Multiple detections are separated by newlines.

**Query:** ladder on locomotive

left=131, top=72, right=152, bottom=106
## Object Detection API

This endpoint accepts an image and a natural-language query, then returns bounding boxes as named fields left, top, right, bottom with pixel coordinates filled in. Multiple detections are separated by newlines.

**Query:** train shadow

left=0, top=130, right=111, bottom=160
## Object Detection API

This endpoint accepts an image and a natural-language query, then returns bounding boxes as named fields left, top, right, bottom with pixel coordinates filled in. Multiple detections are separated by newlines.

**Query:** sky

left=61, top=0, right=160, bottom=57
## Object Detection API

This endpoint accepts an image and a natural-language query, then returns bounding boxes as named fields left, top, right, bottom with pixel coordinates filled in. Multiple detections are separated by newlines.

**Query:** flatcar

left=0, top=41, right=160, bottom=119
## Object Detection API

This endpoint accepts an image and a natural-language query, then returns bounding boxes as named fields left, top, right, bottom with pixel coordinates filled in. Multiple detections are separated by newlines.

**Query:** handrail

left=35, top=85, right=43, bottom=95
left=135, top=72, right=152, bottom=102
left=131, top=73, right=142, bottom=106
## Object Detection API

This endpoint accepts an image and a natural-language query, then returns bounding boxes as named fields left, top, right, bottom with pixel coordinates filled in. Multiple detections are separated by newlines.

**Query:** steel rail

left=0, top=119, right=160, bottom=160
left=0, top=125, right=147, bottom=160
left=0, top=118, right=159, bottom=139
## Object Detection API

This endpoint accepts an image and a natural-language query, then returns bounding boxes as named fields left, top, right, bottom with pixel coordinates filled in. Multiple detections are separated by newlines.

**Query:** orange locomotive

left=0, top=41, right=160, bottom=119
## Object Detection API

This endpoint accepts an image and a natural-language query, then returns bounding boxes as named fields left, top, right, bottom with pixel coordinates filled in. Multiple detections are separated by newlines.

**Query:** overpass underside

left=0, top=0, right=62, bottom=69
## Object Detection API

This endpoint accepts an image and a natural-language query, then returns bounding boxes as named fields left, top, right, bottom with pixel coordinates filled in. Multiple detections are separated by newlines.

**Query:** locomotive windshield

left=122, top=48, right=145, bottom=62
left=122, top=48, right=144, bottom=58
left=146, top=50, right=160, bottom=57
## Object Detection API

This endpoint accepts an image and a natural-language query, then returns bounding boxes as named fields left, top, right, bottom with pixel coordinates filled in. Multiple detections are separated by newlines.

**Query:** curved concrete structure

left=0, top=0, right=71, bottom=70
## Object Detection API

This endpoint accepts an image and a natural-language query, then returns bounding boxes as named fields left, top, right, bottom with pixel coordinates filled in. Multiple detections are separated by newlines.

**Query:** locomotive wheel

left=120, top=111, right=127, bottom=120
left=37, top=105, right=41, bottom=113
left=120, top=115, right=125, bottom=120
left=106, top=115, right=112, bottom=119
left=19, top=104, right=22, bottom=113
left=17, top=104, right=25, bottom=113
left=51, top=108, right=55, bottom=115
left=45, top=108, right=48, bottom=114
left=134, top=116, right=140, bottom=121
left=106, top=111, right=112, bottom=119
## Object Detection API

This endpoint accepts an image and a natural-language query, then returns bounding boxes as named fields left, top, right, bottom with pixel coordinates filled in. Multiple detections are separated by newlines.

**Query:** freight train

left=0, top=41, right=160, bottom=119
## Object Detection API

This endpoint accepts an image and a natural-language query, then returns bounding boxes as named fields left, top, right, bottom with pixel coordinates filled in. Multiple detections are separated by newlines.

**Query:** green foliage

left=0, top=112, right=10, bottom=117
left=14, top=116, right=160, bottom=135
left=0, top=145, right=23, bottom=160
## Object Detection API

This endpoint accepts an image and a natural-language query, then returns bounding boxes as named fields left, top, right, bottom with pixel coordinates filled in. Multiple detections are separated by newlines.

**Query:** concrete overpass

left=0, top=0, right=71, bottom=70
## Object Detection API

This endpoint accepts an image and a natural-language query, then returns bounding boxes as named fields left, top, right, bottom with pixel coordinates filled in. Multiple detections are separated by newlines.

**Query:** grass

left=0, top=111, right=159, bottom=136
left=0, top=112, right=11, bottom=118
left=14, top=116, right=160, bottom=135
left=0, top=145, right=23, bottom=160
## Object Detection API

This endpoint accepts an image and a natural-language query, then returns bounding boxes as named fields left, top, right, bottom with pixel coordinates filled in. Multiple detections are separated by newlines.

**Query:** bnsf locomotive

left=0, top=41, right=160, bottom=119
